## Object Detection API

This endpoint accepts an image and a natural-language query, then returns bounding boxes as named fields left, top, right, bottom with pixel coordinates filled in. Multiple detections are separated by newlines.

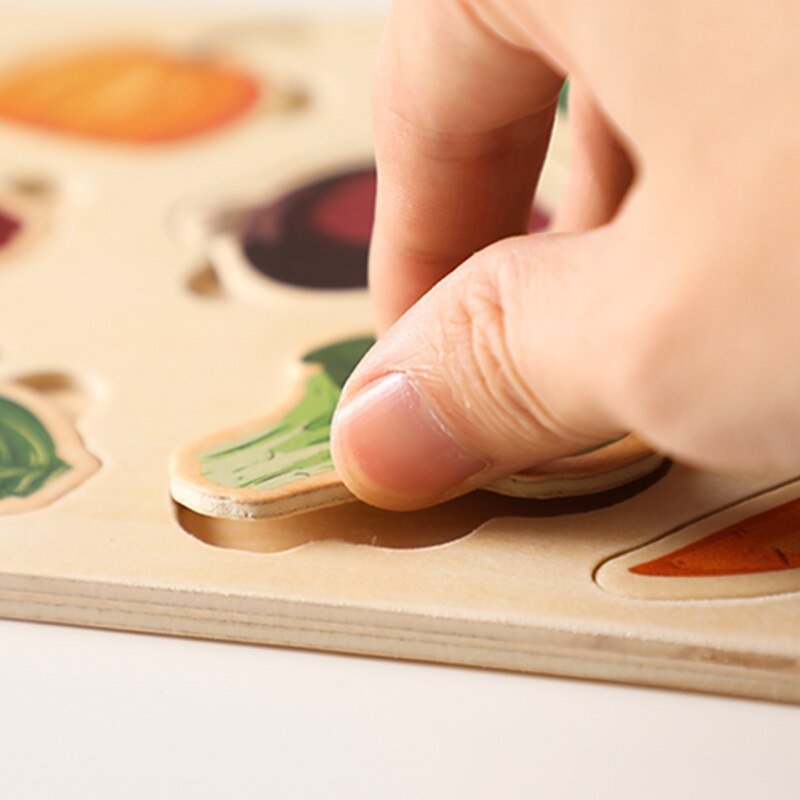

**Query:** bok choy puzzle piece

left=170, top=335, right=664, bottom=520
left=197, top=336, right=374, bottom=492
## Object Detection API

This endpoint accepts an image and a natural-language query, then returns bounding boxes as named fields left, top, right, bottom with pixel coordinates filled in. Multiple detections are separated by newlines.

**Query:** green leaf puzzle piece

left=0, top=394, right=70, bottom=499
left=197, top=336, right=375, bottom=492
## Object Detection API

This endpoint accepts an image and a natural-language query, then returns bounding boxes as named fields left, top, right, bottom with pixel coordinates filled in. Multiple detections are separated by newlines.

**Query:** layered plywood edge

left=0, top=10, right=799, bottom=704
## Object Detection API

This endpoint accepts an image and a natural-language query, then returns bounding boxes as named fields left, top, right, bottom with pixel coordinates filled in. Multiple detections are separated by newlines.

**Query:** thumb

left=330, top=228, right=635, bottom=511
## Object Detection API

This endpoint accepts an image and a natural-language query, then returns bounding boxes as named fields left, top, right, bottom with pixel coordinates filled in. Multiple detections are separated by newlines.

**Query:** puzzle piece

left=0, top=46, right=260, bottom=143
left=238, top=165, right=551, bottom=290
left=0, top=205, right=20, bottom=248
left=178, top=164, right=555, bottom=302
left=0, top=383, right=98, bottom=514
left=170, top=335, right=665, bottom=519
left=596, top=482, right=800, bottom=599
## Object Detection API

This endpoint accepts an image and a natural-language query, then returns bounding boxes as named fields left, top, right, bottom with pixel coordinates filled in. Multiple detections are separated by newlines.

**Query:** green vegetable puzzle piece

left=196, top=336, right=374, bottom=492
left=0, top=394, right=69, bottom=499
left=170, top=334, right=663, bottom=521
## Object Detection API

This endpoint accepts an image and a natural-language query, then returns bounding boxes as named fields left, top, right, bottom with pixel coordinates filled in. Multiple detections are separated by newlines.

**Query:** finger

left=332, top=227, right=632, bottom=511
left=553, top=79, right=635, bottom=232
left=369, top=0, right=564, bottom=330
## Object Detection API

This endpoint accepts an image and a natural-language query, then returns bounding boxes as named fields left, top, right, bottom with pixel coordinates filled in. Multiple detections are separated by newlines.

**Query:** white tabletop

left=0, top=618, right=797, bottom=800
left=0, top=1, right=797, bottom=796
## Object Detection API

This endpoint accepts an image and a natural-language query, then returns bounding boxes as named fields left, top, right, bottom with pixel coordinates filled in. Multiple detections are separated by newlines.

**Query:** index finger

left=370, top=0, right=564, bottom=330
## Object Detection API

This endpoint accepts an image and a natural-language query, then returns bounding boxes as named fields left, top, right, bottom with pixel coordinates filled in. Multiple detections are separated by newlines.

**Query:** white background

left=0, top=1, right=798, bottom=798
left=1, top=618, right=798, bottom=800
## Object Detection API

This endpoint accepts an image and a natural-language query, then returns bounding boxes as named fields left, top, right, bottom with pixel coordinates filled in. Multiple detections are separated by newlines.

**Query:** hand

left=330, top=0, right=800, bottom=511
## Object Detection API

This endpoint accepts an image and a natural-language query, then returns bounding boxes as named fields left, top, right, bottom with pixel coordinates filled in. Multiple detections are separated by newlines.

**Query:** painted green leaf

left=198, top=336, right=375, bottom=490
left=0, top=395, right=69, bottom=499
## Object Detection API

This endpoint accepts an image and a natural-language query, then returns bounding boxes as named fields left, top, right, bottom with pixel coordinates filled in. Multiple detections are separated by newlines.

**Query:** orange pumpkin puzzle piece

left=0, top=47, right=259, bottom=143
left=630, top=498, right=800, bottom=577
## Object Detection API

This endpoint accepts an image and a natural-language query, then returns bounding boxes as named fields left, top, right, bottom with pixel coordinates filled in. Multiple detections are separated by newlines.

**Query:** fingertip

left=331, top=371, right=488, bottom=511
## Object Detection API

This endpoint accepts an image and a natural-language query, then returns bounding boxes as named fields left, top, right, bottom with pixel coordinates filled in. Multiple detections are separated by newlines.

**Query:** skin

left=330, top=0, right=800, bottom=511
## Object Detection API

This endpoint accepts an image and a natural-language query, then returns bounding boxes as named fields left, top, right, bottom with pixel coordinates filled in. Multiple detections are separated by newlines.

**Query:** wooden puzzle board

left=2, top=9, right=800, bottom=705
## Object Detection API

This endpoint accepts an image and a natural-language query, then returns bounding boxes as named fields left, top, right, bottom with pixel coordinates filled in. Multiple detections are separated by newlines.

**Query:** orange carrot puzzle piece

left=630, top=498, right=800, bottom=577
left=0, top=47, right=259, bottom=143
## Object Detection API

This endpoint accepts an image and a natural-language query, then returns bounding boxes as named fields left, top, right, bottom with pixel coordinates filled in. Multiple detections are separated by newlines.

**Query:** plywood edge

left=491, top=451, right=666, bottom=499
left=0, top=573, right=797, bottom=703
left=170, top=472, right=352, bottom=519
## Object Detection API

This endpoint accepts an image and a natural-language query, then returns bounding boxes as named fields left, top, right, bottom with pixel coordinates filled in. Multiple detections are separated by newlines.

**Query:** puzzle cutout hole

left=6, top=175, right=55, bottom=200
left=185, top=262, right=226, bottom=299
left=174, top=464, right=671, bottom=554
left=11, top=370, right=93, bottom=423
left=175, top=492, right=526, bottom=553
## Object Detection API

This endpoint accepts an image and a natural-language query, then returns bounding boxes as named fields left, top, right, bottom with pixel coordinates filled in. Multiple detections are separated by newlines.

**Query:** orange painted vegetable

left=0, top=47, right=259, bottom=143
left=630, top=498, right=800, bottom=577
